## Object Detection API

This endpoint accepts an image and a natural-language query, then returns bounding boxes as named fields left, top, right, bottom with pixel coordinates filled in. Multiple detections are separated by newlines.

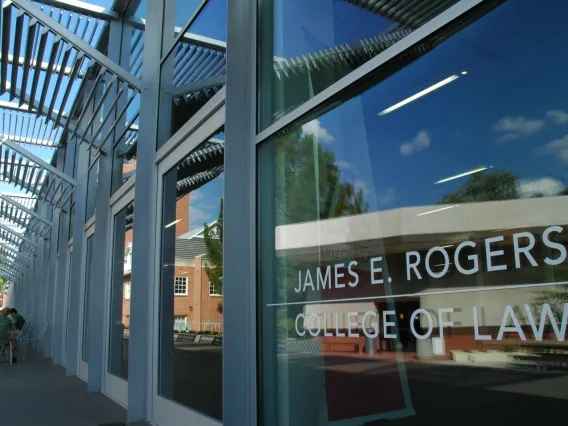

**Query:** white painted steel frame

left=223, top=0, right=257, bottom=425
left=77, top=221, right=94, bottom=381
left=102, top=185, right=134, bottom=407
left=152, top=101, right=224, bottom=426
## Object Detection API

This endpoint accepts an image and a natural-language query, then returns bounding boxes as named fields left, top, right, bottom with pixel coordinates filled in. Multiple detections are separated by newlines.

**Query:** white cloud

left=540, top=134, right=568, bottom=163
left=400, top=130, right=430, bottom=156
left=377, top=187, right=395, bottom=206
left=190, top=190, right=203, bottom=201
left=301, top=119, right=335, bottom=143
left=492, top=116, right=545, bottom=140
left=353, top=179, right=369, bottom=195
left=518, top=177, right=564, bottom=198
left=335, top=160, right=353, bottom=170
left=546, top=110, right=568, bottom=125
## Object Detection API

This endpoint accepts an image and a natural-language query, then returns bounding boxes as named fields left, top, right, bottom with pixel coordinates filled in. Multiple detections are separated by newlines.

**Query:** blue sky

left=293, top=0, right=568, bottom=213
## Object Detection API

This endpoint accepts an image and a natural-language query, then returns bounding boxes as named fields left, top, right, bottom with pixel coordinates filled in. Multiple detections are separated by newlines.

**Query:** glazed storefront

left=252, top=0, right=568, bottom=425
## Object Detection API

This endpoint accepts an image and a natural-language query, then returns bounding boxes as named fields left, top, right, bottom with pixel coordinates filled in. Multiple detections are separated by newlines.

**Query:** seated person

left=0, top=307, right=16, bottom=363
left=9, top=309, right=25, bottom=331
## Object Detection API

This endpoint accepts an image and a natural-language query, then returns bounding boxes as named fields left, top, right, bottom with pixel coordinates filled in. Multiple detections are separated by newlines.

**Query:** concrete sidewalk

left=0, top=350, right=128, bottom=426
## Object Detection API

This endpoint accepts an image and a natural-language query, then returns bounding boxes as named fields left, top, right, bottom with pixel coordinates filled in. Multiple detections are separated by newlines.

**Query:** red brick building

left=122, top=193, right=223, bottom=332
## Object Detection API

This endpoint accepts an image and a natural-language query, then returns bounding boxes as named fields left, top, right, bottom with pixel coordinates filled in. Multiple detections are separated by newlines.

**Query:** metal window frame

left=223, top=0, right=257, bottom=425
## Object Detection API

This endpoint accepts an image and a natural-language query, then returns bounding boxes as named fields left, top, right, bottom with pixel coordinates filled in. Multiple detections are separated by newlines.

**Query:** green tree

left=439, top=170, right=519, bottom=204
left=0, top=277, right=8, bottom=296
left=272, top=129, right=371, bottom=337
left=275, top=129, right=369, bottom=225
left=203, top=198, right=223, bottom=295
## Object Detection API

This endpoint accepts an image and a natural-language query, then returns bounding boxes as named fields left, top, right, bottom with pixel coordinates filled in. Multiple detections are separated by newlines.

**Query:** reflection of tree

left=275, top=129, right=369, bottom=226
left=439, top=170, right=519, bottom=204
left=0, top=277, right=8, bottom=296
left=204, top=199, right=223, bottom=295
left=274, top=129, right=370, bottom=335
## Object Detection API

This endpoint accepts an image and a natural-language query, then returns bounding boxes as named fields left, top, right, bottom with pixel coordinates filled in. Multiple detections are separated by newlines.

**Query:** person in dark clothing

left=9, top=308, right=25, bottom=331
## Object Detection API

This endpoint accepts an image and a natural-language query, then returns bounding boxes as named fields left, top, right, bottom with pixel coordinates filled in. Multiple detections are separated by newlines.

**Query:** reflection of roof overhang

left=276, top=197, right=568, bottom=253
left=341, top=0, right=460, bottom=30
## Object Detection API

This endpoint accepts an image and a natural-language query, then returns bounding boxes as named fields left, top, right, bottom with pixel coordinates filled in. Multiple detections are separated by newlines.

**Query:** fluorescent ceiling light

left=435, top=166, right=492, bottom=184
left=165, top=219, right=182, bottom=228
left=416, top=205, right=457, bottom=216
left=378, top=75, right=460, bottom=116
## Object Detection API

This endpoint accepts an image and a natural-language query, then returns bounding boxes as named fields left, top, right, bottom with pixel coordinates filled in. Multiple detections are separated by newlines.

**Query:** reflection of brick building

left=122, top=193, right=223, bottom=331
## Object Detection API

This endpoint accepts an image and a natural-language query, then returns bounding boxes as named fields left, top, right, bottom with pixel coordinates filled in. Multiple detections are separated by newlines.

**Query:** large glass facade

left=82, top=235, right=95, bottom=363
left=158, top=0, right=226, bottom=148
left=108, top=200, right=134, bottom=380
left=158, top=130, right=224, bottom=419
left=259, top=0, right=568, bottom=424
left=258, top=0, right=459, bottom=130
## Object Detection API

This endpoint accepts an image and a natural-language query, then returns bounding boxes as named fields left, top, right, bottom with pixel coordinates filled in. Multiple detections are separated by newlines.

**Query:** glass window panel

left=158, top=0, right=226, bottom=149
left=258, top=0, right=459, bottom=130
left=68, top=203, right=75, bottom=240
left=258, top=1, right=568, bottom=424
left=108, top=200, right=134, bottom=380
left=82, top=235, right=95, bottom=363
left=85, top=159, right=99, bottom=221
left=64, top=248, right=73, bottom=353
left=158, top=130, right=224, bottom=418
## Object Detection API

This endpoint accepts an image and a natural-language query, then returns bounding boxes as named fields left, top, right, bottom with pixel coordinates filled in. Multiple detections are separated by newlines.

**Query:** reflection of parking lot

left=171, top=344, right=222, bottom=420
left=284, top=353, right=568, bottom=425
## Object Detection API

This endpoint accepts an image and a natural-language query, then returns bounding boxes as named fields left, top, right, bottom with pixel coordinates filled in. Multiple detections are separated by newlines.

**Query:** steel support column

left=65, top=141, right=89, bottom=376
left=127, top=0, right=165, bottom=421
left=224, top=0, right=258, bottom=424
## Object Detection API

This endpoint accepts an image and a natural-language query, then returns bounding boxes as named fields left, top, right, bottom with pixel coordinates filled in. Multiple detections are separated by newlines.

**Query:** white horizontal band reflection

left=165, top=219, right=182, bottom=228
left=378, top=75, right=460, bottom=116
left=435, top=166, right=492, bottom=184
left=266, top=281, right=568, bottom=307
left=416, top=205, right=457, bottom=216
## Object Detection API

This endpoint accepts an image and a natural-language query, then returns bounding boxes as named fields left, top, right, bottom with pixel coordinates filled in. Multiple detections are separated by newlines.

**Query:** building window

left=209, top=281, right=222, bottom=296
left=174, top=276, right=188, bottom=295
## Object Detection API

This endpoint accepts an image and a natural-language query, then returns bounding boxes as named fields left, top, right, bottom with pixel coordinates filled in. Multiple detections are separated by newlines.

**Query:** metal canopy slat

left=30, top=167, right=43, bottom=195
left=13, top=0, right=142, bottom=90
left=25, top=166, right=36, bottom=193
left=0, top=194, right=52, bottom=228
left=0, top=223, right=38, bottom=248
left=47, top=44, right=71, bottom=118
left=77, top=74, right=116, bottom=144
left=19, top=18, right=38, bottom=107
left=29, top=27, right=49, bottom=108
left=1, top=4, right=12, bottom=93
left=86, top=84, right=123, bottom=149
left=65, top=66, right=106, bottom=140
left=55, top=51, right=85, bottom=126
left=10, top=10, right=25, bottom=101
left=37, top=36, right=61, bottom=114
left=1, top=138, right=78, bottom=186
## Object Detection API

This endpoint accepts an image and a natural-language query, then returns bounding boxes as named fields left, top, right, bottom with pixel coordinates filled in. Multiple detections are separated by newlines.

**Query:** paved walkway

left=0, top=350, right=127, bottom=426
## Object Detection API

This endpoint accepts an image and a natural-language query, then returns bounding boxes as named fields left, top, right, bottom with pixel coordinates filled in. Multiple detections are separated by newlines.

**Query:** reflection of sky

left=274, top=0, right=397, bottom=58
left=173, top=0, right=227, bottom=41
left=297, top=0, right=568, bottom=212
left=189, top=172, right=224, bottom=231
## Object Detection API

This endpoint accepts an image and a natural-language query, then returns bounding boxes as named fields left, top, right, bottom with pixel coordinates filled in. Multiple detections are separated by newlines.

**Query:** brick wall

left=121, top=263, right=223, bottom=331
